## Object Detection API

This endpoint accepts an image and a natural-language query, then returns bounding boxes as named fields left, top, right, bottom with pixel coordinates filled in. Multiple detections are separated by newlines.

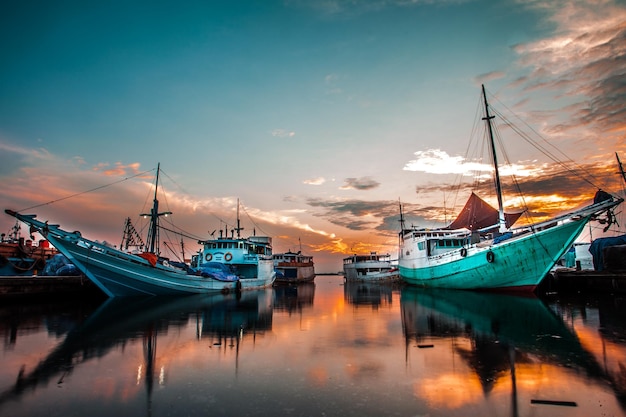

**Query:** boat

left=342, top=252, right=400, bottom=282
left=0, top=221, right=60, bottom=276
left=273, top=248, right=315, bottom=284
left=192, top=199, right=276, bottom=290
left=4, top=165, right=274, bottom=296
left=398, top=85, right=624, bottom=292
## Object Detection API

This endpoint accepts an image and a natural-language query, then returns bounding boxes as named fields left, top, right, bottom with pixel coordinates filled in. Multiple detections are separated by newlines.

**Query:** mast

left=140, top=163, right=172, bottom=254
left=617, top=152, right=626, bottom=184
left=234, top=198, right=244, bottom=238
left=481, top=84, right=507, bottom=233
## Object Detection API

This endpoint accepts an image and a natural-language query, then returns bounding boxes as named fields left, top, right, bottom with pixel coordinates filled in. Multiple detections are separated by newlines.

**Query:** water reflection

left=1, top=279, right=625, bottom=417
left=343, top=280, right=394, bottom=309
left=401, top=287, right=626, bottom=414
left=273, top=282, right=315, bottom=314
left=0, top=289, right=273, bottom=413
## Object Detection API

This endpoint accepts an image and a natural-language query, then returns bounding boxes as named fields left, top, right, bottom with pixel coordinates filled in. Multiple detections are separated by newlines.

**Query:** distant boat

left=0, top=221, right=64, bottom=276
left=192, top=199, right=276, bottom=290
left=398, top=85, right=623, bottom=292
left=273, top=249, right=315, bottom=284
left=342, top=252, right=400, bottom=282
left=5, top=165, right=274, bottom=296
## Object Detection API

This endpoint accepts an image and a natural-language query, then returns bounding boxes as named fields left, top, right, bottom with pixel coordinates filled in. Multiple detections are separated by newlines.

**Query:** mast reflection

left=0, top=289, right=274, bottom=412
left=400, top=287, right=624, bottom=413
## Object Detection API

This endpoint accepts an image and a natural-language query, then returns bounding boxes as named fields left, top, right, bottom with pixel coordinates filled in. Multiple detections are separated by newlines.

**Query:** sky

left=1, top=0, right=625, bottom=273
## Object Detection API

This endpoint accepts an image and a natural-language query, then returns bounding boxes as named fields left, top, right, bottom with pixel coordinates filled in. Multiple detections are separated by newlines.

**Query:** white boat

left=192, top=199, right=276, bottom=291
left=342, top=252, right=399, bottom=282
left=398, top=85, right=623, bottom=292
left=5, top=165, right=275, bottom=296
left=273, top=250, right=315, bottom=284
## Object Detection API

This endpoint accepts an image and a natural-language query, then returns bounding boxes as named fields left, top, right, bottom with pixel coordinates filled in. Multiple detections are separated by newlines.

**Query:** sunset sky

left=1, top=0, right=625, bottom=272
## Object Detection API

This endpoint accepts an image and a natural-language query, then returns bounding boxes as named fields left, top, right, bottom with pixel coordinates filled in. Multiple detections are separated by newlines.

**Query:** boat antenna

left=234, top=198, right=244, bottom=238
left=140, top=163, right=172, bottom=254
left=481, top=85, right=506, bottom=233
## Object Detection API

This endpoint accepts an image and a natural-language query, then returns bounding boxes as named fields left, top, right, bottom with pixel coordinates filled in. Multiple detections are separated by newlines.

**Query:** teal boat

left=398, top=85, right=623, bottom=292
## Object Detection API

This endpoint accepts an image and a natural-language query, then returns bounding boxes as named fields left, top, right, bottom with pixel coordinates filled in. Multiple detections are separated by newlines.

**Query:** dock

left=0, top=275, right=101, bottom=297
left=541, top=269, right=626, bottom=294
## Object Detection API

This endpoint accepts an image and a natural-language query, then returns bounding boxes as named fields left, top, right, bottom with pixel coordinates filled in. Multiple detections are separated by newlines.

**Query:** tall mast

left=481, top=85, right=506, bottom=233
left=141, top=163, right=172, bottom=254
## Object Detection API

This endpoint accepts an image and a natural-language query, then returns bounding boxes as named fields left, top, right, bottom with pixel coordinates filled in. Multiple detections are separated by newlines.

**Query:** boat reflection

left=343, top=280, right=394, bottom=309
left=273, top=282, right=315, bottom=315
left=0, top=289, right=274, bottom=410
left=401, top=287, right=625, bottom=412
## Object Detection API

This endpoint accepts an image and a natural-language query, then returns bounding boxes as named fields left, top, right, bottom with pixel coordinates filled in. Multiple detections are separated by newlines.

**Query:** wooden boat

left=273, top=250, right=315, bottom=284
left=343, top=252, right=399, bottom=282
left=5, top=165, right=275, bottom=296
left=0, top=221, right=59, bottom=276
left=398, top=85, right=623, bottom=292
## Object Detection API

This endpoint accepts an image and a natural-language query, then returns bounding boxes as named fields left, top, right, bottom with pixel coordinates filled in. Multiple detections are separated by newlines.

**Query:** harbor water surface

left=1, top=275, right=625, bottom=417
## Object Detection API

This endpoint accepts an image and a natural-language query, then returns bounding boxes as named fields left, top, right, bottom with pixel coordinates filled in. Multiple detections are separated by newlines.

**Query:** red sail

left=446, top=192, right=522, bottom=231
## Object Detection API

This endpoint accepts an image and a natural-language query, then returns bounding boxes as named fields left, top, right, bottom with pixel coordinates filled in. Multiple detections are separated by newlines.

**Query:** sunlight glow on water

left=1, top=276, right=625, bottom=417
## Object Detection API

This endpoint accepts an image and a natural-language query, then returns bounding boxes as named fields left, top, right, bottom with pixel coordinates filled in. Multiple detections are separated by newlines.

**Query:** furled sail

left=446, top=192, right=522, bottom=231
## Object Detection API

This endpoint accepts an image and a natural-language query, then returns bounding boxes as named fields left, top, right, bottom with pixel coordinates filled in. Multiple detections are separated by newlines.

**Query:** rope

left=19, top=168, right=156, bottom=212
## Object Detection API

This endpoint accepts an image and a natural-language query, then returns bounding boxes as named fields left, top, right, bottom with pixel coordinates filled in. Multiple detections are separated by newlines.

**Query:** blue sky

left=1, top=0, right=625, bottom=272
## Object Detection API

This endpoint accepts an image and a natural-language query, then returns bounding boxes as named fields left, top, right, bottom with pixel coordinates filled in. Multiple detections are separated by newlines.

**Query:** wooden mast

left=481, top=85, right=507, bottom=233
left=141, top=163, right=172, bottom=254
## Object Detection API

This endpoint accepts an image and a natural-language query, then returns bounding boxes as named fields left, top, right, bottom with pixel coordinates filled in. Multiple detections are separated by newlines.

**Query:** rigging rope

left=19, top=168, right=156, bottom=212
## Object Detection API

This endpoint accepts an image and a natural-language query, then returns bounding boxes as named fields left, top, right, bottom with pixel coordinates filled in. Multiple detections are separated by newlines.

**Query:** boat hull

left=399, top=217, right=589, bottom=291
left=274, top=264, right=315, bottom=284
left=46, top=235, right=244, bottom=296
left=6, top=211, right=275, bottom=297
left=343, top=268, right=400, bottom=282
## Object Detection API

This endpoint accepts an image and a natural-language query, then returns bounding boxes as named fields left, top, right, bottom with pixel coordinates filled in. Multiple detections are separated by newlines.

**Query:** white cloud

left=404, top=149, right=489, bottom=175
left=403, top=149, right=545, bottom=177
left=271, top=129, right=296, bottom=138
left=304, top=177, right=326, bottom=185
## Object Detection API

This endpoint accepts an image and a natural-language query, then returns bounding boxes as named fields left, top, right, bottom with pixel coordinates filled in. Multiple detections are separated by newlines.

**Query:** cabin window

left=418, top=242, right=425, bottom=251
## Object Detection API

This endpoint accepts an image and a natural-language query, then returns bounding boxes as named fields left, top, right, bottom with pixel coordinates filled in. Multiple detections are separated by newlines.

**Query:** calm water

left=1, top=275, right=625, bottom=417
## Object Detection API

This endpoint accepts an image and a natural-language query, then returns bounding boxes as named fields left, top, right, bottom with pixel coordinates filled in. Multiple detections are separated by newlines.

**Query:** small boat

left=398, top=85, right=623, bottom=292
left=5, top=165, right=274, bottom=296
left=273, top=249, right=315, bottom=284
left=0, top=221, right=59, bottom=276
left=342, top=252, right=400, bottom=282
left=192, top=199, right=276, bottom=291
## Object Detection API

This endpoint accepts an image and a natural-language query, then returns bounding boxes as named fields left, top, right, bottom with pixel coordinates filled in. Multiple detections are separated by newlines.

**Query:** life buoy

left=486, top=251, right=495, bottom=263
left=460, top=248, right=467, bottom=257
left=224, top=252, right=233, bottom=261
left=205, top=253, right=212, bottom=261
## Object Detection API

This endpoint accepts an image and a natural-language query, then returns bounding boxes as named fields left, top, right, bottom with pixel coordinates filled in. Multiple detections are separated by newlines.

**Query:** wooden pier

left=540, top=269, right=626, bottom=294
left=0, top=275, right=101, bottom=297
